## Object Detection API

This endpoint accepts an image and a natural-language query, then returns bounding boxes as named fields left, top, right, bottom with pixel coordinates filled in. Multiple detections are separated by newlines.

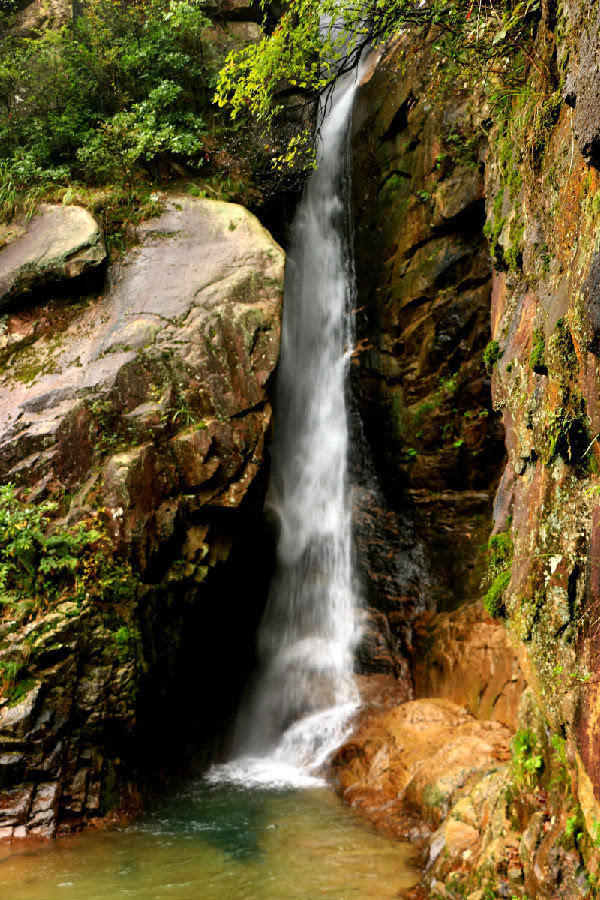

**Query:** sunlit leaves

left=214, top=0, right=544, bottom=162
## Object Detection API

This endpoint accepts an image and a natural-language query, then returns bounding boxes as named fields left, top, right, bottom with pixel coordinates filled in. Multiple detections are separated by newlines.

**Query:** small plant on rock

left=0, top=484, right=136, bottom=615
left=482, top=528, right=514, bottom=618
left=512, top=728, right=543, bottom=790
left=530, top=327, right=547, bottom=374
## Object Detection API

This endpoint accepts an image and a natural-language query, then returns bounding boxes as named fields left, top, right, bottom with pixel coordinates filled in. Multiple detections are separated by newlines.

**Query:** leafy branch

left=215, top=0, right=546, bottom=167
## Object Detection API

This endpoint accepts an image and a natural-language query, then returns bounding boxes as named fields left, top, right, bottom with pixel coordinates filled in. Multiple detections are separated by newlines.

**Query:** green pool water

left=0, top=783, right=420, bottom=900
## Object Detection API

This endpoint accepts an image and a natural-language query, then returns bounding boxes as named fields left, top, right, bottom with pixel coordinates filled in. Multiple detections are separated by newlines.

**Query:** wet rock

left=332, top=697, right=511, bottom=839
left=0, top=205, right=106, bottom=308
left=349, top=37, right=505, bottom=678
left=0, top=786, right=33, bottom=828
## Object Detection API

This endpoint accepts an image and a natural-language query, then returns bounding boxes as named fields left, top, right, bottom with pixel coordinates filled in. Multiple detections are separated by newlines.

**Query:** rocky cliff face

left=343, top=3, right=600, bottom=896
left=481, top=0, right=600, bottom=888
left=0, top=197, right=283, bottom=838
left=350, top=42, right=508, bottom=687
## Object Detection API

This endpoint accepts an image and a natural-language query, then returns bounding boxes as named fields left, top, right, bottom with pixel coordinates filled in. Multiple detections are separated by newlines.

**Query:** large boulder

left=0, top=204, right=106, bottom=308
left=0, top=196, right=283, bottom=838
left=332, top=697, right=511, bottom=841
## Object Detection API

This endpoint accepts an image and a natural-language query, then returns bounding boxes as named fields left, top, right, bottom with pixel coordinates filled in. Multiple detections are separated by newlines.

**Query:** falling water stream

left=1, top=64, right=422, bottom=900
left=209, top=63, right=362, bottom=790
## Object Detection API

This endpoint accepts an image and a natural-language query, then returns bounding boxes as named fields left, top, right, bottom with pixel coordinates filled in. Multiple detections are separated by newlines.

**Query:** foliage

left=565, top=809, right=585, bottom=849
left=482, top=528, right=513, bottom=618
left=511, top=728, right=543, bottom=789
left=0, top=0, right=220, bottom=219
left=0, top=483, right=136, bottom=614
left=215, top=0, right=544, bottom=164
left=483, top=568, right=511, bottom=618
left=114, top=624, right=142, bottom=662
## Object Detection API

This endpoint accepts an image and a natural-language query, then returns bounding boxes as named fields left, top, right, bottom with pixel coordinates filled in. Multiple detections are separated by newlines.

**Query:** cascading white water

left=209, top=70, right=362, bottom=789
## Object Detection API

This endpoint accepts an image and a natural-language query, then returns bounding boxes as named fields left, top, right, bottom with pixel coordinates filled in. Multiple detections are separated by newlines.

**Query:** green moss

left=564, top=807, right=585, bottom=851
left=530, top=327, right=547, bottom=374
left=505, top=216, right=525, bottom=272
left=536, top=320, right=592, bottom=466
left=485, top=188, right=507, bottom=264
left=423, top=784, right=446, bottom=808
left=483, top=569, right=511, bottom=618
left=511, top=728, right=543, bottom=789
left=6, top=677, right=36, bottom=707
left=412, top=399, right=437, bottom=427
left=544, top=403, right=590, bottom=465
left=531, top=91, right=563, bottom=162
left=113, top=624, right=141, bottom=662
left=498, top=133, right=523, bottom=200
left=538, top=243, right=552, bottom=274
left=483, top=339, right=502, bottom=372
left=382, top=172, right=406, bottom=197
left=0, top=659, right=36, bottom=706
left=488, top=532, right=513, bottom=568
left=548, top=317, right=578, bottom=376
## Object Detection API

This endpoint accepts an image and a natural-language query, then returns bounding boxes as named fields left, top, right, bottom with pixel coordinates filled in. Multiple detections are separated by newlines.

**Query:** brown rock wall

left=482, top=1, right=600, bottom=830
left=412, top=601, right=526, bottom=729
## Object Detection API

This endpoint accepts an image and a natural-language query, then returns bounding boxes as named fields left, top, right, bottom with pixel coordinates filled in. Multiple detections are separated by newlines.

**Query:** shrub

left=0, top=0, right=220, bottom=216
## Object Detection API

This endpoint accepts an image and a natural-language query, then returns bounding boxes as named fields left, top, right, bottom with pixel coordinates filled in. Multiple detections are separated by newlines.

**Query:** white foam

left=208, top=702, right=358, bottom=790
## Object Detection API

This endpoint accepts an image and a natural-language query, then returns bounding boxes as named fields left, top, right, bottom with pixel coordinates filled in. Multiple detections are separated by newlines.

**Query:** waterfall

left=209, top=69, right=362, bottom=789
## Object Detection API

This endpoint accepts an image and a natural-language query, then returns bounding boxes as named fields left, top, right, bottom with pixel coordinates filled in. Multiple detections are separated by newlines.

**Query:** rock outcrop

left=333, top=696, right=513, bottom=843
left=0, top=205, right=106, bottom=308
left=0, top=196, right=283, bottom=838
left=412, top=600, right=525, bottom=729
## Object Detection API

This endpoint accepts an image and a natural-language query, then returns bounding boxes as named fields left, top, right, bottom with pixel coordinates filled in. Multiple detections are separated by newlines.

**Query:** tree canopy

left=215, top=0, right=546, bottom=161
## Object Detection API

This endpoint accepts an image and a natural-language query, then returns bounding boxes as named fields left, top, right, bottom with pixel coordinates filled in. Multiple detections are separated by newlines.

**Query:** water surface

left=0, top=783, right=420, bottom=900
